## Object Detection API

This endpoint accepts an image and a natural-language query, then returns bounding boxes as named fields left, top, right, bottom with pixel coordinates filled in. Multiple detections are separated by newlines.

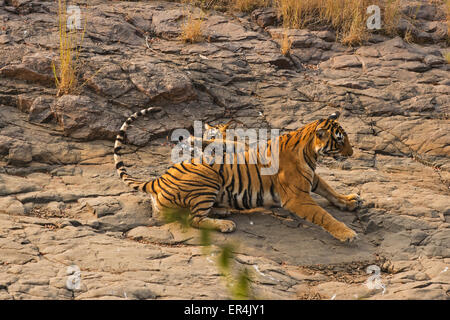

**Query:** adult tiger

left=114, top=108, right=361, bottom=242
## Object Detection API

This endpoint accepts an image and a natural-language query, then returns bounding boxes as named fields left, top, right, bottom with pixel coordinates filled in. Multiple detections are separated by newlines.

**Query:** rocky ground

left=0, top=0, right=449, bottom=299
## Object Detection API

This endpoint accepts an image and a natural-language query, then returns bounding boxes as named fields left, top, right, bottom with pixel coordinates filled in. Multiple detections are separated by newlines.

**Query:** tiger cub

left=201, top=120, right=272, bottom=216
left=180, top=119, right=245, bottom=150
left=114, top=108, right=361, bottom=242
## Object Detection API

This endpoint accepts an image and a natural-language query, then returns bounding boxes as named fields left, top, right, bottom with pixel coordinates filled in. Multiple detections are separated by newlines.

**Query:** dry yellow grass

left=183, top=1, right=406, bottom=45
left=180, top=12, right=204, bottom=43
left=275, top=0, right=321, bottom=29
left=52, top=0, right=85, bottom=96
left=231, top=0, right=270, bottom=12
left=275, top=0, right=381, bottom=46
left=185, top=0, right=269, bottom=12
left=403, top=28, right=415, bottom=44
left=340, top=7, right=368, bottom=45
left=383, top=0, right=401, bottom=36
left=444, top=52, right=450, bottom=64
left=280, top=31, right=292, bottom=56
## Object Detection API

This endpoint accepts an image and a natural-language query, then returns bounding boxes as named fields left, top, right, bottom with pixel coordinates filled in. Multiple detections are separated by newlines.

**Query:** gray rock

left=0, top=174, right=39, bottom=196
left=251, top=8, right=277, bottom=28
left=127, top=226, right=174, bottom=244
left=127, top=58, right=196, bottom=103
left=8, top=141, right=32, bottom=165
left=151, top=8, right=184, bottom=39
left=0, top=34, right=10, bottom=44
left=53, top=95, right=123, bottom=141
left=364, top=220, right=380, bottom=234
left=0, top=197, right=25, bottom=215
left=82, top=61, right=134, bottom=99
left=410, top=230, right=428, bottom=246
left=329, top=55, right=362, bottom=69
left=399, top=61, right=430, bottom=72
left=81, top=197, right=122, bottom=218
left=0, top=135, right=14, bottom=156
left=313, top=30, right=336, bottom=42
left=0, top=52, right=55, bottom=85
left=328, top=79, right=371, bottom=90
left=87, top=13, right=143, bottom=46
left=402, top=3, right=441, bottom=21
left=424, top=55, right=445, bottom=66
left=203, top=15, right=259, bottom=42
left=28, top=96, right=54, bottom=123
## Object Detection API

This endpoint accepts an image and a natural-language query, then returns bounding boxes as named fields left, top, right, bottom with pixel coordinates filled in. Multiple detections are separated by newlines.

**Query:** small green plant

left=216, top=242, right=253, bottom=300
left=162, top=209, right=253, bottom=299
left=232, top=267, right=252, bottom=300
left=162, top=207, right=191, bottom=230
left=217, top=243, right=235, bottom=273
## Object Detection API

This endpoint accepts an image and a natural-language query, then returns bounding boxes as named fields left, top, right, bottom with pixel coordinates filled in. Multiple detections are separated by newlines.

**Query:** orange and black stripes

left=114, top=108, right=357, bottom=240
left=114, top=106, right=162, bottom=191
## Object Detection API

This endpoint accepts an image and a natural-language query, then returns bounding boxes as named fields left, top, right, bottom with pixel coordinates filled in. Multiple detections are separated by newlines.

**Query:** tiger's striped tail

left=114, top=107, right=162, bottom=192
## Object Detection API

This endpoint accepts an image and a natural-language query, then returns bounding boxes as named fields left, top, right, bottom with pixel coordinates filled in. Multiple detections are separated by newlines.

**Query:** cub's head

left=203, top=119, right=244, bottom=140
left=314, top=112, right=353, bottom=159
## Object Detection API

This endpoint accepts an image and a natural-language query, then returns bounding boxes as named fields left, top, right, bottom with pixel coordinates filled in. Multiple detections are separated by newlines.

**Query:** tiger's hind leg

left=189, top=202, right=236, bottom=233
left=312, top=175, right=362, bottom=211
left=191, top=216, right=236, bottom=233
left=190, top=211, right=236, bottom=233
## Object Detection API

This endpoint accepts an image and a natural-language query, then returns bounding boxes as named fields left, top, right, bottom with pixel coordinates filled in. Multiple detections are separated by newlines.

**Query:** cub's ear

left=328, top=111, right=340, bottom=120
left=204, top=123, right=213, bottom=130
left=316, top=128, right=329, bottom=140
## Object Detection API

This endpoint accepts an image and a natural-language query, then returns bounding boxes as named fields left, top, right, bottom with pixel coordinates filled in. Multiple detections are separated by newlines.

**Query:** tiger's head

left=313, top=112, right=353, bottom=160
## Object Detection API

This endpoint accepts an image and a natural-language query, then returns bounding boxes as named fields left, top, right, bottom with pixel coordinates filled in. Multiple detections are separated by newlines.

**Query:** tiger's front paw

left=332, top=225, right=358, bottom=242
left=343, top=194, right=362, bottom=211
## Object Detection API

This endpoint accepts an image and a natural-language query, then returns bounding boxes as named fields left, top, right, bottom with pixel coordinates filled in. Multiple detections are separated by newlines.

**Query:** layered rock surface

left=0, top=0, right=449, bottom=299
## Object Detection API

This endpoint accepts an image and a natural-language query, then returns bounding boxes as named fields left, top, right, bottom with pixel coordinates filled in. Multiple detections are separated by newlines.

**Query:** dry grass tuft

left=231, top=0, right=270, bottom=12
left=280, top=31, right=292, bottom=56
left=271, top=0, right=406, bottom=46
left=403, top=28, right=415, bottom=44
left=183, top=0, right=408, bottom=46
left=383, top=0, right=401, bottom=36
left=444, top=52, right=450, bottom=64
left=180, top=11, right=205, bottom=43
left=52, top=0, right=85, bottom=97
left=275, top=0, right=382, bottom=46
left=340, top=7, right=368, bottom=46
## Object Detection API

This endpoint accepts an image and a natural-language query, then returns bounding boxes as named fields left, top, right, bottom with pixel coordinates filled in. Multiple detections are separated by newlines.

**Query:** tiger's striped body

left=114, top=107, right=361, bottom=241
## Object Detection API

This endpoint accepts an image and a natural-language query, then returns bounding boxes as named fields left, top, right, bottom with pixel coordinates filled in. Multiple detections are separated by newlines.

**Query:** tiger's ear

left=204, top=123, right=213, bottom=130
left=221, top=122, right=233, bottom=131
left=316, top=128, right=329, bottom=140
left=328, top=111, right=340, bottom=120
